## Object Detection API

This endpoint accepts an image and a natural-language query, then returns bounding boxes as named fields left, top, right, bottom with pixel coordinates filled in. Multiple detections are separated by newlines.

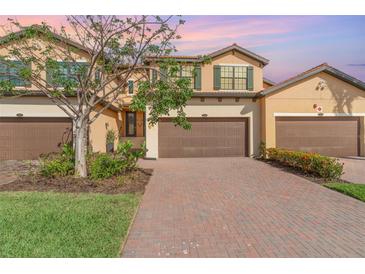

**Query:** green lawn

left=325, top=183, right=365, bottom=202
left=0, top=191, right=140, bottom=257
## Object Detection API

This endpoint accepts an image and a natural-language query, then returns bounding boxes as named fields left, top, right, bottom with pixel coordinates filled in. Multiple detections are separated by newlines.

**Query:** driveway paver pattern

left=123, top=157, right=365, bottom=258
left=340, top=157, right=365, bottom=184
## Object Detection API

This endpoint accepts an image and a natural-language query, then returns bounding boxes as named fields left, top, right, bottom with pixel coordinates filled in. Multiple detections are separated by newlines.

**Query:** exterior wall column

left=145, top=106, right=158, bottom=159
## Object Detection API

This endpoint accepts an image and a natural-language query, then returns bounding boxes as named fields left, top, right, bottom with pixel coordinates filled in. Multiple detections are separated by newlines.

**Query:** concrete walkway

left=123, top=157, right=365, bottom=258
left=341, top=157, right=365, bottom=184
left=0, top=160, right=38, bottom=185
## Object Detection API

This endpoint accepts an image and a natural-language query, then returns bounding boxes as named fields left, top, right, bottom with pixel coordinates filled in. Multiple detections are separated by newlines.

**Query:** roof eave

left=259, top=66, right=365, bottom=97
left=0, top=27, right=90, bottom=54
left=192, top=91, right=259, bottom=98
left=208, top=45, right=269, bottom=66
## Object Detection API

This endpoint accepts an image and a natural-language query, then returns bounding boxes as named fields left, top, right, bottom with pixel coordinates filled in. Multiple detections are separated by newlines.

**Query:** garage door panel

left=276, top=117, right=359, bottom=157
left=0, top=118, right=72, bottom=160
left=158, top=118, right=248, bottom=158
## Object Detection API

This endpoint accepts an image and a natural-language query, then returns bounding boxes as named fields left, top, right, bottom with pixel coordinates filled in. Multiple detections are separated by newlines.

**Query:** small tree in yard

left=0, top=16, right=193, bottom=177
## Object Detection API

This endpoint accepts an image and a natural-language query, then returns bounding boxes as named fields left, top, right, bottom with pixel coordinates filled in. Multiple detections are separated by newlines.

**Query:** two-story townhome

left=143, top=44, right=365, bottom=159
left=1, top=32, right=365, bottom=161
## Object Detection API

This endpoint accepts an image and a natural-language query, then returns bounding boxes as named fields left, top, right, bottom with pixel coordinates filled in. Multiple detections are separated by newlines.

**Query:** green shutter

left=247, top=66, right=254, bottom=91
left=213, top=65, right=221, bottom=90
left=46, top=64, right=53, bottom=86
left=194, top=65, right=201, bottom=90
left=151, top=69, right=158, bottom=84
left=0, top=62, right=7, bottom=81
left=159, top=66, right=167, bottom=81
left=6, top=61, right=30, bottom=87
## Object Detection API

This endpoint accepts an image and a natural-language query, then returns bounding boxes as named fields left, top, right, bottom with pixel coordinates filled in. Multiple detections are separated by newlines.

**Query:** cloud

left=348, top=64, right=365, bottom=67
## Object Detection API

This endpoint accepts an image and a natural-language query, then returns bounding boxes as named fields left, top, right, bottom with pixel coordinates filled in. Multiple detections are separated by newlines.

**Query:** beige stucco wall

left=0, top=96, right=77, bottom=117
left=202, top=50, right=264, bottom=92
left=262, top=72, right=365, bottom=156
left=148, top=49, right=264, bottom=93
left=89, top=105, right=121, bottom=153
left=145, top=97, right=261, bottom=158
left=0, top=96, right=122, bottom=153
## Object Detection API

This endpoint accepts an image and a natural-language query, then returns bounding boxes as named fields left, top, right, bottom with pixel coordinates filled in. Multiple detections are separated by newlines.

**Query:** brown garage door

left=0, top=117, right=72, bottom=160
left=158, top=117, right=248, bottom=158
left=276, top=117, right=360, bottom=157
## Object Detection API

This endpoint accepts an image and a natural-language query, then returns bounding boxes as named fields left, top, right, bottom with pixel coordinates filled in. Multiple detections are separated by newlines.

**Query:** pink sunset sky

left=0, top=15, right=364, bottom=83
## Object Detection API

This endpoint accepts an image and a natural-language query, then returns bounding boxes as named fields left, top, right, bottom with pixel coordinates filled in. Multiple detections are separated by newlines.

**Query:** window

left=180, top=65, right=194, bottom=88
left=128, top=80, right=134, bottom=95
left=172, top=65, right=194, bottom=89
left=0, top=60, right=31, bottom=87
left=220, top=66, right=247, bottom=90
left=47, top=61, right=87, bottom=87
left=126, top=112, right=136, bottom=137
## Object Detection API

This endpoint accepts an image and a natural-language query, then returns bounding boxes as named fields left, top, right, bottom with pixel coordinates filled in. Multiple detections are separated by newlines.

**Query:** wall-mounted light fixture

left=16, top=113, right=23, bottom=117
left=201, top=114, right=208, bottom=117
left=316, top=80, right=327, bottom=91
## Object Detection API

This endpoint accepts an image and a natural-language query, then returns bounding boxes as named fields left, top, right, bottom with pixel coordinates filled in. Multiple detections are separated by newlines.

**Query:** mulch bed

left=258, top=158, right=348, bottom=185
left=0, top=168, right=153, bottom=195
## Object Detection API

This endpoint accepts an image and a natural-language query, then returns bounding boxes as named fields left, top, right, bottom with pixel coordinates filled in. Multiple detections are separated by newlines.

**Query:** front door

left=126, top=112, right=136, bottom=137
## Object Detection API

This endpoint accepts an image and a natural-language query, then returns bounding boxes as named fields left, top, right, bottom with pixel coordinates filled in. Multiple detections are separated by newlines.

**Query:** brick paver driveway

left=123, top=157, right=365, bottom=258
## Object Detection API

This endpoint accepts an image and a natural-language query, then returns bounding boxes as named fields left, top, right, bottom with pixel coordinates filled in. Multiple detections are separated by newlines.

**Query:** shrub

left=89, top=141, right=147, bottom=180
left=266, top=148, right=343, bottom=179
left=106, top=129, right=116, bottom=145
left=115, top=140, right=146, bottom=171
left=40, top=144, right=75, bottom=177
left=106, top=129, right=116, bottom=153
left=89, top=153, right=123, bottom=180
left=258, top=141, right=267, bottom=159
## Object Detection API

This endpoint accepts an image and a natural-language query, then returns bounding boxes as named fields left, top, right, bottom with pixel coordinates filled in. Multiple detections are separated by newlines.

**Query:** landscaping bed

left=0, top=168, right=152, bottom=194
left=0, top=141, right=152, bottom=257
left=259, top=147, right=344, bottom=184
left=260, top=159, right=346, bottom=185
left=258, top=146, right=365, bottom=203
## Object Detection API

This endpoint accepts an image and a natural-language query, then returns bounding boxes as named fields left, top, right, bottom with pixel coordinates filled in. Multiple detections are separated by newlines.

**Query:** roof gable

left=0, top=25, right=90, bottom=53
left=208, top=44, right=269, bottom=66
left=260, top=63, right=365, bottom=97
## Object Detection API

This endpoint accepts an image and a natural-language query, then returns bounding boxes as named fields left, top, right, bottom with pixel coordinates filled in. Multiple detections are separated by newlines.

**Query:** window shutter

left=46, top=64, right=52, bottom=86
left=151, top=69, right=158, bottom=84
left=213, top=65, right=221, bottom=90
left=247, top=66, right=254, bottom=91
left=194, top=65, right=201, bottom=90
left=160, top=66, right=167, bottom=81
left=0, top=62, right=7, bottom=81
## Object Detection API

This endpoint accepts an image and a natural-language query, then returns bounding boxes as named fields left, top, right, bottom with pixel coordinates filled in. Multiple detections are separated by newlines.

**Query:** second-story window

left=46, top=61, right=87, bottom=87
left=220, top=66, right=247, bottom=90
left=180, top=65, right=194, bottom=89
left=0, top=60, right=31, bottom=87
left=128, top=80, right=134, bottom=95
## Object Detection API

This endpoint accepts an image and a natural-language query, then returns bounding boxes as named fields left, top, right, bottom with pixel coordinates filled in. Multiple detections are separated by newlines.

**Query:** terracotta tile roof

left=145, top=43, right=269, bottom=65
left=145, top=55, right=200, bottom=59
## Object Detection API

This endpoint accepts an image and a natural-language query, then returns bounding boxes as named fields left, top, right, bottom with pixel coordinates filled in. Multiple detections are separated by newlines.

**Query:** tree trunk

left=74, top=117, right=88, bottom=177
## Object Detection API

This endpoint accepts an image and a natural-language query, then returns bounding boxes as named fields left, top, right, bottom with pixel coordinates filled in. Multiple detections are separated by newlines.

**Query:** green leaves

left=266, top=148, right=344, bottom=179
left=130, top=62, right=193, bottom=130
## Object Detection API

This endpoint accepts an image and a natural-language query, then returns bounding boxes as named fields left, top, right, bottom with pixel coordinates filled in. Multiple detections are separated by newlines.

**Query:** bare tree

left=0, top=16, right=193, bottom=177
